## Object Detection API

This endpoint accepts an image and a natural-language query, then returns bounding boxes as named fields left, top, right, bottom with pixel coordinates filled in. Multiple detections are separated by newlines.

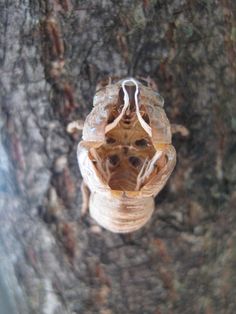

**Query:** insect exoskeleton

left=77, top=78, right=176, bottom=233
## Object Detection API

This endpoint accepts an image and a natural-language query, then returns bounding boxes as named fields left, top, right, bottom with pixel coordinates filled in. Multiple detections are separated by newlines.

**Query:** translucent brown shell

left=78, top=78, right=176, bottom=233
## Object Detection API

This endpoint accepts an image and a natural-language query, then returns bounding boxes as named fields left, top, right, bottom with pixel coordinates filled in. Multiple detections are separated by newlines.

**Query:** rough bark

left=1, top=1, right=236, bottom=313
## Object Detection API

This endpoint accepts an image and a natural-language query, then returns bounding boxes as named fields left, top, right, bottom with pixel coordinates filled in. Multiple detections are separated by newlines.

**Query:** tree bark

left=1, top=1, right=236, bottom=313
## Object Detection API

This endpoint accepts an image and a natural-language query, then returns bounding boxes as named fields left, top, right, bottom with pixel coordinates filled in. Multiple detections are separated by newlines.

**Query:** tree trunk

left=1, top=1, right=236, bottom=313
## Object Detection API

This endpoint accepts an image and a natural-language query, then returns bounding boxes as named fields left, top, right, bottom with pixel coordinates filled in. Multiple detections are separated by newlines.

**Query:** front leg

left=80, top=181, right=102, bottom=233
left=80, top=180, right=90, bottom=216
left=67, top=119, right=84, bottom=134
left=171, top=124, right=189, bottom=137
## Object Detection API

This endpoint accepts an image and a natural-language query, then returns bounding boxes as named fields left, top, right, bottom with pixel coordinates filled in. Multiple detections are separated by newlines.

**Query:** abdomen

left=89, top=191, right=154, bottom=233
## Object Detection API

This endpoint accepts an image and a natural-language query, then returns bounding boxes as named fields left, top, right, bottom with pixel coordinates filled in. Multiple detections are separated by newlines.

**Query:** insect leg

left=171, top=124, right=189, bottom=137
left=80, top=180, right=90, bottom=216
left=67, top=120, right=84, bottom=133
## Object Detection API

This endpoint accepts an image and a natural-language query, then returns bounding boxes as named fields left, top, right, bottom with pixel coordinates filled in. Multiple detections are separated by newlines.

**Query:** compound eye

left=135, top=139, right=148, bottom=147
left=129, top=156, right=142, bottom=168
left=108, top=154, right=119, bottom=166
left=106, top=137, right=116, bottom=144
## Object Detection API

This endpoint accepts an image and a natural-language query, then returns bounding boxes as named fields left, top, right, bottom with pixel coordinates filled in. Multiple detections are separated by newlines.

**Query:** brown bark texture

left=1, top=0, right=236, bottom=313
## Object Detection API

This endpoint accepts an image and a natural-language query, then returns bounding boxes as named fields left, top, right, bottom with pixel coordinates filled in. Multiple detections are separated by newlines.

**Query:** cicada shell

left=77, top=78, right=176, bottom=233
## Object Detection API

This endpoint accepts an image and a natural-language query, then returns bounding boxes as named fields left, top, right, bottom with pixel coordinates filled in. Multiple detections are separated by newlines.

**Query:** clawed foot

left=67, top=119, right=84, bottom=134
left=171, top=124, right=189, bottom=137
